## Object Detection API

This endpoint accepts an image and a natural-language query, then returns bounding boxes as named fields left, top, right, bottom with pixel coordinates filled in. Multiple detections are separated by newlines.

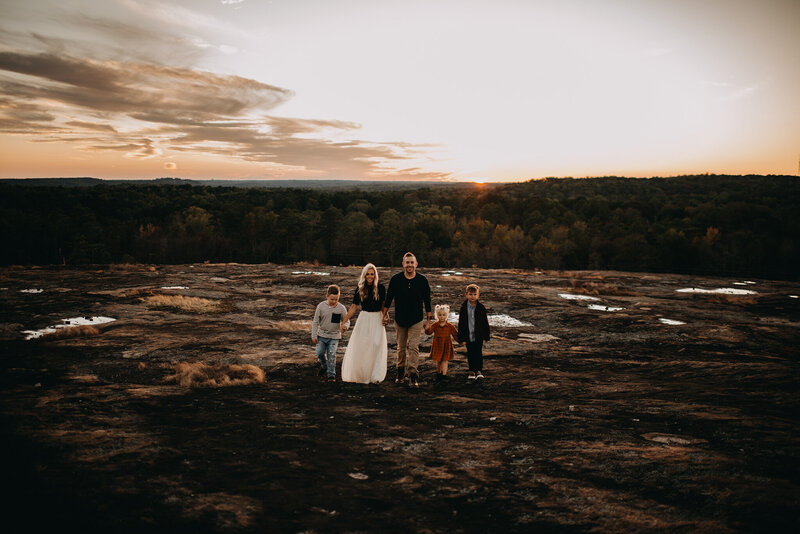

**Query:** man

left=382, top=252, right=431, bottom=388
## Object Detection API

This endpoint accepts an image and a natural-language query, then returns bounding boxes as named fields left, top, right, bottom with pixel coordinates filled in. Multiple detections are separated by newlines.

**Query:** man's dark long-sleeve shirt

left=384, top=272, right=432, bottom=327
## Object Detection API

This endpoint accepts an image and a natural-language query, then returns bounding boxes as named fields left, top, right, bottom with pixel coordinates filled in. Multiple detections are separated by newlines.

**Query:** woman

left=340, top=263, right=388, bottom=383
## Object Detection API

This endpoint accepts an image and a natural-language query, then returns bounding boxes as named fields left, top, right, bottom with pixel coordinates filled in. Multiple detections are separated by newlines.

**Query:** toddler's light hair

left=466, top=284, right=480, bottom=294
left=434, top=304, right=450, bottom=317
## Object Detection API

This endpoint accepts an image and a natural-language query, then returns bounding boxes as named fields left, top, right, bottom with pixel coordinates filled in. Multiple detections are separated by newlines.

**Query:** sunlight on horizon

left=1, top=0, right=799, bottom=181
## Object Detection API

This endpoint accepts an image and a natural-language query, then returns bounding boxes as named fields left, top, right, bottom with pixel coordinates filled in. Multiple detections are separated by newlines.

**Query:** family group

left=311, top=252, right=491, bottom=388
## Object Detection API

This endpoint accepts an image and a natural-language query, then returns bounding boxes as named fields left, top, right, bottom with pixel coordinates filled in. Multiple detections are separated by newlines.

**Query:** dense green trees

left=1, top=175, right=797, bottom=279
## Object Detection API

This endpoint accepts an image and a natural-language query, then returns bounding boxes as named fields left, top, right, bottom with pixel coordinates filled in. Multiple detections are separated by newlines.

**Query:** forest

left=1, top=175, right=797, bottom=279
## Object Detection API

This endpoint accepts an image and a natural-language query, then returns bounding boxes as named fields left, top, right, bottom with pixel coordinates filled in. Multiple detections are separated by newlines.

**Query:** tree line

left=1, top=175, right=797, bottom=279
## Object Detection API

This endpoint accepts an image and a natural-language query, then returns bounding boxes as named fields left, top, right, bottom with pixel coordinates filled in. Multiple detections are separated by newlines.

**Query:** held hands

left=312, top=338, right=318, bottom=345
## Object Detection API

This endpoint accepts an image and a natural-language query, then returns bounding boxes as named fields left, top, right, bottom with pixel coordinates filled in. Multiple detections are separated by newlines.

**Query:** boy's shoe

left=408, top=372, right=420, bottom=388
left=467, top=373, right=477, bottom=380
left=395, top=368, right=406, bottom=384
left=476, top=372, right=485, bottom=379
left=327, top=376, right=336, bottom=382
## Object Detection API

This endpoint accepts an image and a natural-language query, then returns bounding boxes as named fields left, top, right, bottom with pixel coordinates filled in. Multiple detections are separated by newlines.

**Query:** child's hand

left=312, top=338, right=318, bottom=345
left=340, top=324, right=347, bottom=333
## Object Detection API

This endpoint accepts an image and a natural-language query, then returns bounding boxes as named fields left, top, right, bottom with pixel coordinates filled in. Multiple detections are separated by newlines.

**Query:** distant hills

left=0, top=177, right=476, bottom=190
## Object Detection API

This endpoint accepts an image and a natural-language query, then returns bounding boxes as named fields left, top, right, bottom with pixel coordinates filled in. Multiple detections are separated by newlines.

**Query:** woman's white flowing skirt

left=341, top=311, right=387, bottom=384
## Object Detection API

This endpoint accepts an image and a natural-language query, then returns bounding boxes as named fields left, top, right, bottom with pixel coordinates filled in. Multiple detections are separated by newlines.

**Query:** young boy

left=457, top=284, right=490, bottom=380
left=312, top=285, right=350, bottom=382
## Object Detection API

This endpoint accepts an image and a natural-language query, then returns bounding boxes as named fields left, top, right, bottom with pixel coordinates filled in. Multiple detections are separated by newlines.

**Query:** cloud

left=164, top=162, right=177, bottom=170
left=0, top=46, right=449, bottom=179
left=0, top=51, right=292, bottom=115
left=65, top=120, right=117, bottom=133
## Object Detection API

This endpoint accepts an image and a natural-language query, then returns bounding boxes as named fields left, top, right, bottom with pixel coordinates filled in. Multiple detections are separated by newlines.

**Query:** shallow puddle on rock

left=658, top=318, right=686, bottom=325
left=558, top=293, right=600, bottom=301
left=676, top=287, right=756, bottom=295
left=587, top=304, right=625, bottom=312
left=23, top=316, right=117, bottom=340
left=447, top=312, right=532, bottom=327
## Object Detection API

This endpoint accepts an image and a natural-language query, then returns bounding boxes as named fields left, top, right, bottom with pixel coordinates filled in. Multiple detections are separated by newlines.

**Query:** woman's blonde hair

left=434, top=304, right=450, bottom=317
left=358, top=263, right=380, bottom=302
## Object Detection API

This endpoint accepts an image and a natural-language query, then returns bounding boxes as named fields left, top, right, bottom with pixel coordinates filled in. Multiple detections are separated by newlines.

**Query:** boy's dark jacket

left=457, top=300, right=490, bottom=342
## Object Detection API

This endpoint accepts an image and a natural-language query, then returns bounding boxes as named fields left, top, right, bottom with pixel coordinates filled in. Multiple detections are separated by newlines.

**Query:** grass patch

left=570, top=281, right=634, bottom=296
left=141, top=294, right=226, bottom=313
left=165, top=362, right=265, bottom=388
left=705, top=294, right=758, bottom=306
left=41, top=325, right=100, bottom=339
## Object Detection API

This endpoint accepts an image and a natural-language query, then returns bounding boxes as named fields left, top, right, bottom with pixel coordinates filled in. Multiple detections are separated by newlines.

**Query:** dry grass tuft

left=570, top=281, right=634, bottom=296
left=268, top=320, right=312, bottom=332
left=165, top=362, right=265, bottom=388
left=41, top=325, right=100, bottom=339
left=107, top=264, right=156, bottom=272
left=705, top=294, right=758, bottom=306
left=141, top=294, right=225, bottom=313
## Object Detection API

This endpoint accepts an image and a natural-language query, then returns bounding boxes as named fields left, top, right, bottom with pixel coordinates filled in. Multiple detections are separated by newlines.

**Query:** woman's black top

left=353, top=283, right=386, bottom=312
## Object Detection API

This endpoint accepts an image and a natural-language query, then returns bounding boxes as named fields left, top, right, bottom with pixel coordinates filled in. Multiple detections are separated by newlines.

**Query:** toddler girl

left=424, top=304, right=460, bottom=380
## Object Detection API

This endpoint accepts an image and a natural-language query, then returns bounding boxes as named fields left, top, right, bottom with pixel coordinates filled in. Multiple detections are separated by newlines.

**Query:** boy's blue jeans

left=315, top=336, right=339, bottom=378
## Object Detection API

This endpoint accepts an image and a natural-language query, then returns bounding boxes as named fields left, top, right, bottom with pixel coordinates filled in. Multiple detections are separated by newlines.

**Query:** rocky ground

left=1, top=263, right=799, bottom=533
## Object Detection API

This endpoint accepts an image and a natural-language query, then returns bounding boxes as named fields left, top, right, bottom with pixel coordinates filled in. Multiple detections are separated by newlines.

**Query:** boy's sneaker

left=467, top=373, right=477, bottom=380
left=409, top=376, right=420, bottom=388
left=395, top=368, right=406, bottom=384
left=476, top=372, right=485, bottom=379
left=327, top=376, right=336, bottom=382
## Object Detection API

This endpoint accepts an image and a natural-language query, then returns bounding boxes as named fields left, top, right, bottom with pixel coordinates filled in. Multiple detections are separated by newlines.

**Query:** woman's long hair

left=358, top=263, right=380, bottom=302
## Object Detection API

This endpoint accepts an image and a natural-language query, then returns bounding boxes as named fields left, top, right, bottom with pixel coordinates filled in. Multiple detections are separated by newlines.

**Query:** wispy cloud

left=0, top=48, right=443, bottom=179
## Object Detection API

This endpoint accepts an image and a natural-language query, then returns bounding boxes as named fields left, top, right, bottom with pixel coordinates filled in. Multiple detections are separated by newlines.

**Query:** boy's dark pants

left=466, top=340, right=483, bottom=372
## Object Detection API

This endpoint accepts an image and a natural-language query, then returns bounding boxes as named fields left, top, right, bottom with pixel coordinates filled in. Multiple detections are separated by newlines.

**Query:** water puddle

left=558, top=293, right=600, bottom=301
left=441, top=270, right=464, bottom=276
left=587, top=304, right=625, bottom=312
left=20, top=289, right=44, bottom=294
left=789, top=295, right=798, bottom=299
left=291, top=271, right=330, bottom=276
left=659, top=318, right=686, bottom=325
left=676, top=287, right=756, bottom=295
left=23, top=316, right=117, bottom=340
left=448, top=312, right=532, bottom=327
left=161, top=286, right=188, bottom=290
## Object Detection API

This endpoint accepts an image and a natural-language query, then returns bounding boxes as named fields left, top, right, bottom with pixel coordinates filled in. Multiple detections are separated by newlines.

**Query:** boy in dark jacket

left=457, top=284, right=490, bottom=380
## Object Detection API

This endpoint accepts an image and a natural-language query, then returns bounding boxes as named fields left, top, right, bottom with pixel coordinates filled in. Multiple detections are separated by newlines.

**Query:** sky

left=1, top=0, right=798, bottom=182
